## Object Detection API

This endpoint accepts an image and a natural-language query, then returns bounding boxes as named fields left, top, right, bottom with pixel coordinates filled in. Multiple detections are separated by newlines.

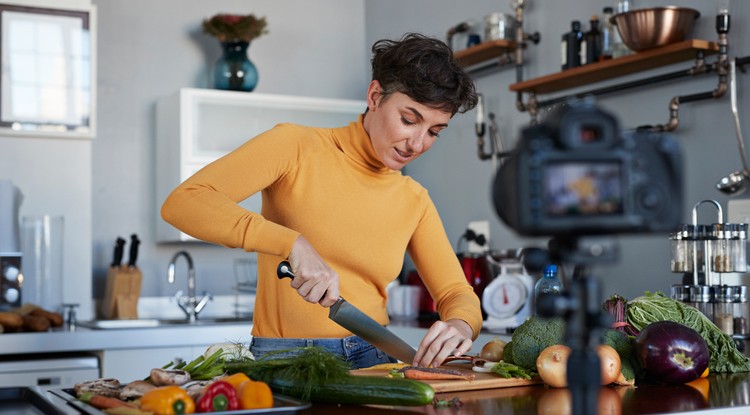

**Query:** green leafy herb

left=225, top=347, right=352, bottom=400
left=490, top=362, right=536, bottom=380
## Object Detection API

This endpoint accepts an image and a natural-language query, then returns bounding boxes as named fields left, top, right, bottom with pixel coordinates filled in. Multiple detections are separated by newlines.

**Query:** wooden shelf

left=509, top=39, right=719, bottom=95
left=453, top=39, right=516, bottom=68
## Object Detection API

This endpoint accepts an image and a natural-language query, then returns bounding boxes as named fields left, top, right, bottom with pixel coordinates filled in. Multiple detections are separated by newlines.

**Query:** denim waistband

left=250, top=335, right=374, bottom=358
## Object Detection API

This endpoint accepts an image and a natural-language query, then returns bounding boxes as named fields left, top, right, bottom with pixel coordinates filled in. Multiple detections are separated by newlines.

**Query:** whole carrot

left=85, top=394, right=136, bottom=410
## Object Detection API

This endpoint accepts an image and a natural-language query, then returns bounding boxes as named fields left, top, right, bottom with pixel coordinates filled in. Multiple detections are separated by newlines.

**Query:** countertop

left=299, top=373, right=750, bottom=415
left=4, top=316, right=750, bottom=415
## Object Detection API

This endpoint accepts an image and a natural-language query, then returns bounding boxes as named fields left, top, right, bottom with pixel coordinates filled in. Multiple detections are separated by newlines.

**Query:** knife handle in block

left=277, top=261, right=295, bottom=280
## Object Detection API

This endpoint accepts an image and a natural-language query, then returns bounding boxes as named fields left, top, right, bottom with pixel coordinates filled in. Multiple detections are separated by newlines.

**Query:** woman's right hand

left=287, top=236, right=340, bottom=307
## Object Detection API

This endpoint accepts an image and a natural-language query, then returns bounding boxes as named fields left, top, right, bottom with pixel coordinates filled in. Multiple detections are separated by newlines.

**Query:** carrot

left=86, top=394, right=136, bottom=410
left=399, top=366, right=475, bottom=381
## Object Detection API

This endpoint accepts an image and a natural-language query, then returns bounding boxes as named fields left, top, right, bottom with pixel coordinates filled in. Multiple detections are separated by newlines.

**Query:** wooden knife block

left=100, top=266, right=142, bottom=319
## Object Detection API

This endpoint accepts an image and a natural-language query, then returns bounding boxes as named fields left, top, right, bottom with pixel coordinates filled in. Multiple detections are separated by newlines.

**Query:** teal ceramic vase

left=214, top=40, right=258, bottom=92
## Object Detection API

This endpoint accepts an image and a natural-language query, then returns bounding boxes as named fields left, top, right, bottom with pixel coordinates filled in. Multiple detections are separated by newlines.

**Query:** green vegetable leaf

left=626, top=292, right=750, bottom=373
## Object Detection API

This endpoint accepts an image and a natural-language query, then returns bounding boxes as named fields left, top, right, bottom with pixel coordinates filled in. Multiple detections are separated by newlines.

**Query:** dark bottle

left=581, top=15, right=602, bottom=65
left=561, top=20, right=583, bottom=70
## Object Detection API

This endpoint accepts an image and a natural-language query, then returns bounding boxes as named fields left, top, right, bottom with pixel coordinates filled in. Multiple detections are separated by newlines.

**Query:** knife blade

left=277, top=261, right=417, bottom=364
left=128, top=234, right=140, bottom=268
left=111, top=237, right=126, bottom=268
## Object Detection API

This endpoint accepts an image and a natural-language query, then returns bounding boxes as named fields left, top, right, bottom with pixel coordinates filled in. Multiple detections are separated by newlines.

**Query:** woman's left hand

left=412, top=319, right=473, bottom=367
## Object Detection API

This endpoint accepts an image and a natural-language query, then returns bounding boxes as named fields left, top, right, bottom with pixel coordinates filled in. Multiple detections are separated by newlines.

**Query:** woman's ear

left=366, top=80, right=382, bottom=112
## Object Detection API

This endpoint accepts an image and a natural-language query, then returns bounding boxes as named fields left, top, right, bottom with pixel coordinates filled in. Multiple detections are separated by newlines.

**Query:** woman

left=161, top=32, right=482, bottom=369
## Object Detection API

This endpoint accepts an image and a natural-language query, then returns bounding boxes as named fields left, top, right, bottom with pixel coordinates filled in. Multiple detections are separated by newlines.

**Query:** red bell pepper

left=196, top=380, right=239, bottom=413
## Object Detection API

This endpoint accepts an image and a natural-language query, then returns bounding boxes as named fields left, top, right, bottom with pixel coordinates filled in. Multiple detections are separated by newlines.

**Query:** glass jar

left=689, top=285, right=714, bottom=321
left=730, top=223, right=748, bottom=272
left=670, top=284, right=692, bottom=303
left=734, top=286, right=749, bottom=336
left=714, top=285, right=735, bottom=335
left=671, top=225, right=699, bottom=272
left=711, top=223, right=732, bottom=273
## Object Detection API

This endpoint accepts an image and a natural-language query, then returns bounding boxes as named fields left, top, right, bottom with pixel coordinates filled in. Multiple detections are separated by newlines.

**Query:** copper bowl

left=611, top=6, right=700, bottom=52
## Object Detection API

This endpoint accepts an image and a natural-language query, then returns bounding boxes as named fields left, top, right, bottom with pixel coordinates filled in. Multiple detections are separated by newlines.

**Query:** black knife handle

left=112, top=237, right=126, bottom=268
left=128, top=234, right=140, bottom=267
left=277, top=261, right=295, bottom=280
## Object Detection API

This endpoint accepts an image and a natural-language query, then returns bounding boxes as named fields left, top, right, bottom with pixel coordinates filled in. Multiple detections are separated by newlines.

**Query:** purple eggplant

left=635, top=320, right=709, bottom=384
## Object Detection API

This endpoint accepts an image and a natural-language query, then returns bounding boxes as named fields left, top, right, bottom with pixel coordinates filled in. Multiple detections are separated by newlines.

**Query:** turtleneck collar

left=333, top=114, right=393, bottom=173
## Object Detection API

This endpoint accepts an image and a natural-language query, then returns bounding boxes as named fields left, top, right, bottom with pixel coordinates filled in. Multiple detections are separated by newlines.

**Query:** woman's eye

left=401, top=117, right=415, bottom=126
left=429, top=130, right=440, bottom=138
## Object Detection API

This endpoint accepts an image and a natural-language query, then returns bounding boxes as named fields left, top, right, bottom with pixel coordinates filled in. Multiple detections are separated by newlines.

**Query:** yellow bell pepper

left=221, top=372, right=251, bottom=391
left=140, top=385, right=195, bottom=415
left=237, top=379, right=274, bottom=410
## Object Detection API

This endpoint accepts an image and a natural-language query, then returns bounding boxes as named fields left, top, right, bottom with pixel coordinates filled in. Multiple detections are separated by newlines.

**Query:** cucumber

left=268, top=375, right=435, bottom=406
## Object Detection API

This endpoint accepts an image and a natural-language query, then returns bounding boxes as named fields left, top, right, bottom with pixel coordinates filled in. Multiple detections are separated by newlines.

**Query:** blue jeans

left=250, top=335, right=396, bottom=369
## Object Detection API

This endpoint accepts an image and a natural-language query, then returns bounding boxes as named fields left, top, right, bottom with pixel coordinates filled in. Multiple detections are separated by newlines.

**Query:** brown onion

left=537, top=344, right=571, bottom=388
left=597, top=344, right=622, bottom=385
left=479, top=338, right=506, bottom=362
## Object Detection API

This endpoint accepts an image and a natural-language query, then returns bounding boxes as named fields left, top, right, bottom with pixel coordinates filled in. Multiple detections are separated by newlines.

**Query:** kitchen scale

left=482, top=260, right=535, bottom=333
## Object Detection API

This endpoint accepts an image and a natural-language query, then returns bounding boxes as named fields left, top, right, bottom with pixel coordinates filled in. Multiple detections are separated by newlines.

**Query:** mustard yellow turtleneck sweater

left=161, top=115, right=482, bottom=339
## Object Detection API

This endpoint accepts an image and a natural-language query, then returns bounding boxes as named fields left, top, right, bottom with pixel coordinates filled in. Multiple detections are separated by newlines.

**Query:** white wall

left=89, top=0, right=367, bottom=319
left=0, top=0, right=94, bottom=318
left=4, top=0, right=749, bottom=320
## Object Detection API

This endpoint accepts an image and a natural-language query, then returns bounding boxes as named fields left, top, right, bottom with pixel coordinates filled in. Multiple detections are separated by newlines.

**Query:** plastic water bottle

left=535, top=265, right=562, bottom=315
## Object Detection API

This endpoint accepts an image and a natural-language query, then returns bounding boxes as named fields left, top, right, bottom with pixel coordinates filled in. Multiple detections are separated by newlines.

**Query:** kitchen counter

left=299, top=372, right=750, bottom=415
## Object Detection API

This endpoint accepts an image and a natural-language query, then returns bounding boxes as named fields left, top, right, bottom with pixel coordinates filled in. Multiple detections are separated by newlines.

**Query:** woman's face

left=363, top=80, right=452, bottom=171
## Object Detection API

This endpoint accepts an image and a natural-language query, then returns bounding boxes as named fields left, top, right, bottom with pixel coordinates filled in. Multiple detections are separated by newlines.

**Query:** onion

left=479, top=338, right=506, bottom=362
left=635, top=320, right=709, bottom=384
left=597, top=344, right=622, bottom=385
left=536, top=344, right=571, bottom=387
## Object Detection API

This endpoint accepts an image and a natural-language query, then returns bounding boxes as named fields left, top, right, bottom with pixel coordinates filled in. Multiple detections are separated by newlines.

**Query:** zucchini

left=268, top=375, right=434, bottom=406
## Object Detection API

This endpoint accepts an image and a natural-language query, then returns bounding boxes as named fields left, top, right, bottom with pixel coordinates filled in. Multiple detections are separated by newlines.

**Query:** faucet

left=167, top=250, right=212, bottom=322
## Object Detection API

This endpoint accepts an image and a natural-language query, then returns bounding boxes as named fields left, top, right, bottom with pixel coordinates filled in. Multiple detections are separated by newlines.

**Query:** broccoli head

left=508, top=316, right=565, bottom=371
left=502, top=341, right=514, bottom=364
left=601, top=328, right=642, bottom=382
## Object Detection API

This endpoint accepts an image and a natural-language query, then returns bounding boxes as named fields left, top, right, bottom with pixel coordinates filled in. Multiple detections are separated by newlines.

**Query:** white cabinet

left=155, top=88, right=365, bottom=242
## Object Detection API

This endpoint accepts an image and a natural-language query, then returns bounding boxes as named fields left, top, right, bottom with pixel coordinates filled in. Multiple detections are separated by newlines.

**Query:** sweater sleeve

left=407, top=196, right=483, bottom=339
left=160, top=124, right=303, bottom=258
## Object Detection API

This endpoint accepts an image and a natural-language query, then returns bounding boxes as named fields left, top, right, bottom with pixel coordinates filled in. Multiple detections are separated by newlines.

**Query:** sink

left=78, top=316, right=252, bottom=330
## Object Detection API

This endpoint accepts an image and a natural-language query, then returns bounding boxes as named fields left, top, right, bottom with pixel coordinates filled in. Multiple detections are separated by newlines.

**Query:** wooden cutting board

left=350, top=364, right=542, bottom=393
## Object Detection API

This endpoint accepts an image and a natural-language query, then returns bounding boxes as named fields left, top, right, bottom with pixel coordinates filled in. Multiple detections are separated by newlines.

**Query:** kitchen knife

left=111, top=237, right=126, bottom=268
left=128, top=234, right=140, bottom=268
left=277, top=261, right=417, bottom=364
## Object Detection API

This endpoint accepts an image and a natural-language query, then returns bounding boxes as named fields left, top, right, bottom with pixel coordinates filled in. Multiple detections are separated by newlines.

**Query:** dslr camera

left=493, top=100, right=683, bottom=237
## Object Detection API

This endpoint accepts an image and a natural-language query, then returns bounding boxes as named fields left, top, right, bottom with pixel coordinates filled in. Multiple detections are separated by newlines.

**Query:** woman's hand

left=287, top=236, right=340, bottom=307
left=413, top=319, right=473, bottom=367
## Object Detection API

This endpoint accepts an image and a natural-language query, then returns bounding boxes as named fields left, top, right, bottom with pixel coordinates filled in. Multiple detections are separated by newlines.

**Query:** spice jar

left=689, top=285, right=714, bottom=321
left=729, top=223, right=748, bottom=272
left=714, top=285, right=736, bottom=335
left=671, top=225, right=698, bottom=273
left=670, top=284, right=691, bottom=303
left=734, top=286, right=749, bottom=336
left=711, top=223, right=732, bottom=273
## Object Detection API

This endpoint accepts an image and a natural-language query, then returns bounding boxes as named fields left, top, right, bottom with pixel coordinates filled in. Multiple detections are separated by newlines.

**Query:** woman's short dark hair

left=370, top=32, right=478, bottom=116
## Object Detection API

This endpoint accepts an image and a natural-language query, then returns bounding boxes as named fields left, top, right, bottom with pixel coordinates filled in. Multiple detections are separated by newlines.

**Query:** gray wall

left=365, top=0, right=750, bottom=300
left=2, top=0, right=749, bottom=320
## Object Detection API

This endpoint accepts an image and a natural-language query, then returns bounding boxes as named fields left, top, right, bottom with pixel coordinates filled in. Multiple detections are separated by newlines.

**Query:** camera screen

left=544, top=161, right=624, bottom=217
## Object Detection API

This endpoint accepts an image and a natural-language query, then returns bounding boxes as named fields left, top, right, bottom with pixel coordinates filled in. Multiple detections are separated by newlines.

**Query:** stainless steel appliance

left=0, top=179, right=23, bottom=310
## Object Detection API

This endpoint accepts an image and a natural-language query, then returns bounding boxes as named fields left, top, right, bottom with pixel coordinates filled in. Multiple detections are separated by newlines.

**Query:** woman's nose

left=407, top=132, right=427, bottom=153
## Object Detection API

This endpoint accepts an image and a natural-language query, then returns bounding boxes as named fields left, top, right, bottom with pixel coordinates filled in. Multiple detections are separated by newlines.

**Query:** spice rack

left=670, top=199, right=750, bottom=338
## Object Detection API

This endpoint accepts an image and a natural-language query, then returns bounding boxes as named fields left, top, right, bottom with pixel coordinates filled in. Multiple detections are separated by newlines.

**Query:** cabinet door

left=156, top=89, right=365, bottom=242
left=99, top=345, right=209, bottom=381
